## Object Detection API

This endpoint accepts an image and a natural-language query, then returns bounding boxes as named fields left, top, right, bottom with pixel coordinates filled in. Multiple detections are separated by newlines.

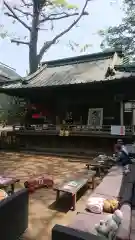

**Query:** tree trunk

left=29, top=43, right=38, bottom=74
left=29, top=1, right=40, bottom=74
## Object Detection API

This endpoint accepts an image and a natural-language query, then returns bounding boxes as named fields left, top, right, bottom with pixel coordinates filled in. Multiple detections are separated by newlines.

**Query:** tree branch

left=38, top=0, right=90, bottom=61
left=4, top=1, right=31, bottom=31
left=11, top=39, right=30, bottom=45
left=39, top=12, right=79, bottom=23
left=14, top=7, right=33, bottom=17
left=20, top=0, right=33, bottom=7
left=21, top=0, right=27, bottom=5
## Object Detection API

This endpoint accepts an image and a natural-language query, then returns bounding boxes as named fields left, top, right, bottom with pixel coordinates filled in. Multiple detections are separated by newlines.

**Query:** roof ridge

left=0, top=62, right=16, bottom=71
left=24, top=64, right=47, bottom=82
left=41, top=49, right=123, bottom=67
left=0, top=70, right=10, bottom=79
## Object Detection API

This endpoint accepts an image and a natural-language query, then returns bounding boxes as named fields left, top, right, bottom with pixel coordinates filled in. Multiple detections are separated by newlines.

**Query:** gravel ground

left=0, top=151, right=95, bottom=240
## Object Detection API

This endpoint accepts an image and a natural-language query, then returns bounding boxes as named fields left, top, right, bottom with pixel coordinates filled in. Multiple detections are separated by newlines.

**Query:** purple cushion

left=130, top=209, right=135, bottom=240
left=132, top=185, right=135, bottom=207
left=116, top=204, right=131, bottom=240
left=93, top=174, right=123, bottom=198
left=122, top=165, right=135, bottom=183
left=108, top=166, right=123, bottom=176
left=108, top=164, right=135, bottom=183
left=68, top=212, right=110, bottom=235
left=130, top=164, right=135, bottom=176
left=86, top=193, right=114, bottom=202
left=120, top=182, right=133, bottom=205
left=68, top=204, right=131, bottom=240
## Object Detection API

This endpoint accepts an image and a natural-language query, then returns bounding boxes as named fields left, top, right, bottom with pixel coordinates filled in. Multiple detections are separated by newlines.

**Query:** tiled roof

left=2, top=49, right=125, bottom=90
left=4, top=59, right=112, bottom=89
left=109, top=71, right=135, bottom=80
left=113, top=64, right=135, bottom=79
left=0, top=63, right=21, bottom=83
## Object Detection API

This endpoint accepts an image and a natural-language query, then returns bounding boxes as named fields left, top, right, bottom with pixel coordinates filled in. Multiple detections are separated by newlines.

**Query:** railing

left=11, top=124, right=134, bottom=137
left=71, top=125, right=132, bottom=136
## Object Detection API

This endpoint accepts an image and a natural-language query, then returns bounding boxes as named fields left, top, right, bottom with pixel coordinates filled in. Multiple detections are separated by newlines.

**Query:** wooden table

left=53, top=171, right=95, bottom=211
left=0, top=176, right=20, bottom=195
left=86, top=162, right=106, bottom=176
left=86, top=156, right=115, bottom=176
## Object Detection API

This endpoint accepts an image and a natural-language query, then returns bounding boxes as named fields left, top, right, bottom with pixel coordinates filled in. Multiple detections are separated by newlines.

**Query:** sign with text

left=111, top=125, right=125, bottom=136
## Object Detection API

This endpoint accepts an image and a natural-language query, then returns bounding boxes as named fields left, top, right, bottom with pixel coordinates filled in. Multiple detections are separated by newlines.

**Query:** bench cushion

left=108, top=166, right=123, bottom=176
left=93, top=166, right=134, bottom=200
left=116, top=204, right=131, bottom=240
left=120, top=182, right=133, bottom=205
left=68, top=204, right=131, bottom=240
left=86, top=193, right=115, bottom=200
left=131, top=185, right=135, bottom=207
left=93, top=175, right=123, bottom=198
left=121, top=164, right=135, bottom=183
left=68, top=212, right=110, bottom=235
left=130, top=209, right=135, bottom=240
left=92, top=166, right=123, bottom=198
left=108, top=164, right=135, bottom=183
left=90, top=182, right=133, bottom=205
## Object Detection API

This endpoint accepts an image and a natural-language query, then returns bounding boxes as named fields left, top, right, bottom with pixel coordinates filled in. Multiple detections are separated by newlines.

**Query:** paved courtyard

left=0, top=151, right=93, bottom=240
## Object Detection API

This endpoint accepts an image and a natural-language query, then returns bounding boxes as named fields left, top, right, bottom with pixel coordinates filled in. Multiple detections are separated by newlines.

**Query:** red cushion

left=24, top=174, right=53, bottom=192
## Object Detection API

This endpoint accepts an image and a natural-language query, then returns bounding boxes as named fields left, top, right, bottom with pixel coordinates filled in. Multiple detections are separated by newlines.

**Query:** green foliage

left=53, top=0, right=78, bottom=9
left=99, top=0, right=135, bottom=58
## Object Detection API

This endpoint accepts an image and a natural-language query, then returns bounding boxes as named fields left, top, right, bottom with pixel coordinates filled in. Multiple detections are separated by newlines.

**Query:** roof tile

left=3, top=50, right=133, bottom=90
left=3, top=58, right=112, bottom=89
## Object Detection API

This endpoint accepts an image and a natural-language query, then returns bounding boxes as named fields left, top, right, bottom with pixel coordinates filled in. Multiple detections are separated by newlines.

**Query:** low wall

left=0, top=132, right=133, bottom=155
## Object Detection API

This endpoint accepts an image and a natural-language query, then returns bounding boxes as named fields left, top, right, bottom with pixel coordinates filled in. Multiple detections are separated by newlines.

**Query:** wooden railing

left=11, top=124, right=134, bottom=137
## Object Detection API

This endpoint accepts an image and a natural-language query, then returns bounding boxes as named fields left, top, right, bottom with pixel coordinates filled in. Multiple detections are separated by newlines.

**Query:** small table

left=0, top=176, right=20, bottom=195
left=87, top=162, right=106, bottom=175
left=53, top=171, right=95, bottom=211
left=86, top=162, right=110, bottom=176
left=86, top=157, right=115, bottom=176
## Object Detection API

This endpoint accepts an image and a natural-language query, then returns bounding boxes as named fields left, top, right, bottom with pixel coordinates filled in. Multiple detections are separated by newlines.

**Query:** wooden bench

left=53, top=164, right=135, bottom=240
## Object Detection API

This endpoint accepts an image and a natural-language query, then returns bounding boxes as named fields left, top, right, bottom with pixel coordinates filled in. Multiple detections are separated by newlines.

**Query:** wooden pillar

left=120, top=101, right=124, bottom=126
left=132, top=108, right=135, bottom=135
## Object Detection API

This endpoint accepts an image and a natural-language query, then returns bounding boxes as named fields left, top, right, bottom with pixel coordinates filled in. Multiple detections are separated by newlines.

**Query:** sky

left=0, top=0, right=124, bottom=76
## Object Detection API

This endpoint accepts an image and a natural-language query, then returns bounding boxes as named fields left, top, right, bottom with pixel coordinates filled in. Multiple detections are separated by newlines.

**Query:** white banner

left=111, top=125, right=125, bottom=136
